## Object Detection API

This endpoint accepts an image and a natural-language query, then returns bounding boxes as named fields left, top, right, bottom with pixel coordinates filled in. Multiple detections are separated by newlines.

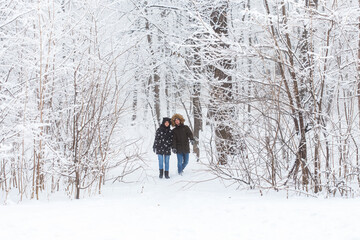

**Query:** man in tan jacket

left=171, top=114, right=194, bottom=175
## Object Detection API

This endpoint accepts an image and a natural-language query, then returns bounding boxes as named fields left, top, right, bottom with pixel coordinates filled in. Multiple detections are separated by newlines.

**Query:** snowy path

left=2, top=157, right=360, bottom=240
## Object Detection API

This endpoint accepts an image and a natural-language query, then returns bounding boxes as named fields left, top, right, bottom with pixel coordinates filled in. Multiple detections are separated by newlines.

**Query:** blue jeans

left=176, top=153, right=189, bottom=174
left=158, top=154, right=170, bottom=171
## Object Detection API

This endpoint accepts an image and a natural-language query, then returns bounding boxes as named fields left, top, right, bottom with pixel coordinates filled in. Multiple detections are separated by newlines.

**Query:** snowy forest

left=1, top=0, right=360, bottom=201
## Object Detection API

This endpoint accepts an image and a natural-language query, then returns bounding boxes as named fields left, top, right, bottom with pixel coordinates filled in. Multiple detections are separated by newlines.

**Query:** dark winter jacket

left=172, top=124, right=194, bottom=154
left=153, top=118, right=173, bottom=155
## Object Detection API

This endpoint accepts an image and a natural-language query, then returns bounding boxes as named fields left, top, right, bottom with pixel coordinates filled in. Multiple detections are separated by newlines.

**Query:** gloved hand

left=190, top=140, right=195, bottom=145
left=172, top=148, right=177, bottom=154
left=153, top=148, right=156, bottom=153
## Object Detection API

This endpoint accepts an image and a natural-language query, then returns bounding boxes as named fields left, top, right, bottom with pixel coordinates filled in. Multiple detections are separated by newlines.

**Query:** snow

left=2, top=156, right=360, bottom=240
left=2, top=1, right=360, bottom=239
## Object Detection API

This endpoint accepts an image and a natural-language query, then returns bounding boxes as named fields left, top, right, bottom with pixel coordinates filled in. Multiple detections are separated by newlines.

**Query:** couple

left=153, top=113, right=194, bottom=179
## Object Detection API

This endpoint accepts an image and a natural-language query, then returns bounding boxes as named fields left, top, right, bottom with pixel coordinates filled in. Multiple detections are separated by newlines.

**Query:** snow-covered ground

left=2, top=154, right=360, bottom=240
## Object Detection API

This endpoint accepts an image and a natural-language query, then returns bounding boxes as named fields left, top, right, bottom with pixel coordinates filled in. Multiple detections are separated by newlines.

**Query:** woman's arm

left=153, top=129, right=160, bottom=149
left=172, top=130, right=177, bottom=150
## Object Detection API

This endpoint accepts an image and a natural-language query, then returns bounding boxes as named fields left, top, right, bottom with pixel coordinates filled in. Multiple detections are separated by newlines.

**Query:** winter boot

left=165, top=171, right=170, bottom=179
left=159, top=169, right=164, bottom=179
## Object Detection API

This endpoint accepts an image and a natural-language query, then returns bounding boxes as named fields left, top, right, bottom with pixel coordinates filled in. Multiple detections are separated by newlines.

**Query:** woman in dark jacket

left=153, top=117, right=173, bottom=179
left=171, top=114, right=194, bottom=175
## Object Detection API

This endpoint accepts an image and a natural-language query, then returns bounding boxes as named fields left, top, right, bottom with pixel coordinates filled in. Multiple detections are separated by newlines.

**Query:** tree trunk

left=280, top=1, right=310, bottom=187
left=154, top=69, right=161, bottom=123
left=209, top=2, right=235, bottom=165
left=193, top=82, right=202, bottom=161
left=192, top=38, right=203, bottom=161
left=35, top=1, right=44, bottom=200
left=145, top=3, right=161, bottom=124
left=263, top=0, right=310, bottom=187
left=357, top=0, right=360, bottom=187
left=132, top=74, right=139, bottom=125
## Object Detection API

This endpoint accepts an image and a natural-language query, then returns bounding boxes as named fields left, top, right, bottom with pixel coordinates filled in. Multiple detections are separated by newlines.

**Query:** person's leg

left=164, top=155, right=170, bottom=171
left=158, top=154, right=164, bottom=178
left=164, top=155, right=170, bottom=179
left=158, top=154, right=164, bottom=169
left=176, top=153, right=183, bottom=174
left=182, top=153, right=189, bottom=172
